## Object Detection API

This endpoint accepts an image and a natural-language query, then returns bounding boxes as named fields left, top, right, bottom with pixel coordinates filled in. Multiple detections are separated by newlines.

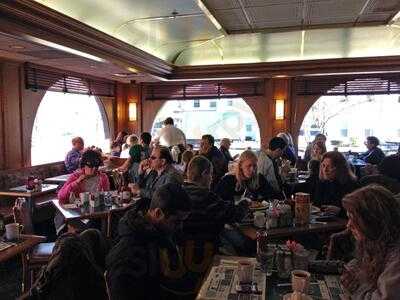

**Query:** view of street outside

left=299, top=94, right=400, bottom=156
left=31, top=93, right=399, bottom=166
left=151, top=98, right=261, bottom=156
left=31, top=91, right=109, bottom=165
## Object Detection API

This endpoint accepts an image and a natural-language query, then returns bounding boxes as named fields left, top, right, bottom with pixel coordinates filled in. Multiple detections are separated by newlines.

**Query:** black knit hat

left=80, top=150, right=103, bottom=168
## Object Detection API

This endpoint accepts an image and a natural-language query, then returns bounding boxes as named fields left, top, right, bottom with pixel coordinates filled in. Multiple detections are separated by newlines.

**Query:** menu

left=276, top=274, right=347, bottom=300
left=196, top=258, right=266, bottom=300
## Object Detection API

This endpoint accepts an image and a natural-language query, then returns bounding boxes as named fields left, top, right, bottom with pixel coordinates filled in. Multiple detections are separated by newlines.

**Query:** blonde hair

left=235, top=150, right=259, bottom=191
left=127, top=134, right=138, bottom=146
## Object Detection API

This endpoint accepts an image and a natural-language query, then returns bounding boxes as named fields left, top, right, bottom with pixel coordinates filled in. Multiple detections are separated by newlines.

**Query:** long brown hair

left=235, top=150, right=259, bottom=191
left=342, top=185, right=400, bottom=286
left=319, top=151, right=356, bottom=184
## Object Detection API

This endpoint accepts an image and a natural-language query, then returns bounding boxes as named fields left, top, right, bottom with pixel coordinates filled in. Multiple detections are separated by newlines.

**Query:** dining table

left=43, top=174, right=70, bottom=185
left=51, top=198, right=136, bottom=237
left=238, top=218, right=347, bottom=241
left=0, top=184, right=59, bottom=215
left=196, top=254, right=346, bottom=300
left=0, top=234, right=46, bottom=263
left=0, top=184, right=59, bottom=198
left=196, top=255, right=266, bottom=300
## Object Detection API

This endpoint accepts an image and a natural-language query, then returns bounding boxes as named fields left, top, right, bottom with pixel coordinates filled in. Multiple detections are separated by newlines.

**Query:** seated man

left=130, top=145, right=183, bottom=200
left=64, top=136, right=84, bottom=173
left=161, top=156, right=248, bottom=297
left=199, top=134, right=228, bottom=190
left=106, top=183, right=191, bottom=300
left=27, top=232, right=108, bottom=300
left=359, top=136, right=385, bottom=165
left=257, top=137, right=287, bottom=198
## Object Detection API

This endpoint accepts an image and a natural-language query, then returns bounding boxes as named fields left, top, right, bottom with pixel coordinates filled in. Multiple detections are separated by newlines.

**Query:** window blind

left=25, top=63, right=115, bottom=97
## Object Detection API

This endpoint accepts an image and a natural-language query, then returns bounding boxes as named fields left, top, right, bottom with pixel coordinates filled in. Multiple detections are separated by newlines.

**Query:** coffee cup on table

left=291, top=270, right=311, bottom=293
left=5, top=223, right=23, bottom=240
left=237, top=260, right=253, bottom=283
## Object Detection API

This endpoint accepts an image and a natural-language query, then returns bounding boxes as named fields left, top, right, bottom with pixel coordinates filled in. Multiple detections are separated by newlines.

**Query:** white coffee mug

left=254, top=211, right=266, bottom=228
left=6, top=223, right=23, bottom=240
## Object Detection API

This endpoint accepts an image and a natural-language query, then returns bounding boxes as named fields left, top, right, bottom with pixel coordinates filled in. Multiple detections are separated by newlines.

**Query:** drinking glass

left=257, top=243, right=276, bottom=276
left=104, top=192, right=112, bottom=207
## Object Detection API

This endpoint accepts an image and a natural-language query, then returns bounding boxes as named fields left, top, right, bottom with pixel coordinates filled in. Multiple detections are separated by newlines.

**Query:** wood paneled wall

left=0, top=58, right=318, bottom=170
left=115, top=82, right=142, bottom=135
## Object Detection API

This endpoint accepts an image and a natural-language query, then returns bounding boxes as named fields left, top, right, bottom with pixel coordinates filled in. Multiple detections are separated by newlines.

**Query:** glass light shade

left=129, top=102, right=137, bottom=121
left=275, top=99, right=284, bottom=120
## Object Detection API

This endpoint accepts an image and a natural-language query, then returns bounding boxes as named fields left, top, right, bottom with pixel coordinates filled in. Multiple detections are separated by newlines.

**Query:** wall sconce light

left=275, top=99, right=285, bottom=120
left=128, top=102, right=137, bottom=121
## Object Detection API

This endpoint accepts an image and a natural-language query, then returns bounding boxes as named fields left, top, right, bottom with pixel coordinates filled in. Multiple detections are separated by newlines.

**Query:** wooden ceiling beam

left=171, top=56, right=400, bottom=80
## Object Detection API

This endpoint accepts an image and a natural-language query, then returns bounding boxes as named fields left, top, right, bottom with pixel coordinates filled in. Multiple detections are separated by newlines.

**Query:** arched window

left=151, top=98, right=261, bottom=155
left=298, top=94, right=400, bottom=156
left=31, top=91, right=109, bottom=165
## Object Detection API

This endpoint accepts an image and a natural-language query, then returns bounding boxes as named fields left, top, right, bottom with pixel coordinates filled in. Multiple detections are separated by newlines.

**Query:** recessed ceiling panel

left=247, top=3, right=302, bottom=29
left=204, top=0, right=239, bottom=10
left=174, top=25, right=400, bottom=65
left=306, top=0, right=365, bottom=24
left=212, top=9, right=249, bottom=31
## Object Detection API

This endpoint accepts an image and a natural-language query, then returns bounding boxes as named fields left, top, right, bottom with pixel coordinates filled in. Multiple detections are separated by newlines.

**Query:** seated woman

left=176, top=150, right=194, bottom=178
left=215, top=150, right=275, bottom=204
left=310, top=140, right=326, bottom=161
left=340, top=185, right=400, bottom=299
left=293, top=159, right=320, bottom=195
left=312, top=151, right=358, bottom=216
left=117, top=134, right=146, bottom=183
left=26, top=232, right=108, bottom=300
left=58, top=150, right=110, bottom=204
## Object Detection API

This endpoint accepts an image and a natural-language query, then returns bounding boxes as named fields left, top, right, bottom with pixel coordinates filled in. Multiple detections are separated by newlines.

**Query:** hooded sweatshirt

left=106, top=206, right=179, bottom=300
left=158, top=182, right=248, bottom=298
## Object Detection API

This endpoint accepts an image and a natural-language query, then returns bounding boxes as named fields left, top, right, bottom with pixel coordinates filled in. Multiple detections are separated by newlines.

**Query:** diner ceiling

left=1, top=0, right=400, bottom=82
left=31, top=0, right=400, bottom=66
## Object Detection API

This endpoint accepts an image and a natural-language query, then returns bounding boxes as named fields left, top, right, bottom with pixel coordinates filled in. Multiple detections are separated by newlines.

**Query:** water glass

left=257, top=249, right=275, bottom=276
left=104, top=192, right=112, bottom=207
left=293, top=249, right=309, bottom=271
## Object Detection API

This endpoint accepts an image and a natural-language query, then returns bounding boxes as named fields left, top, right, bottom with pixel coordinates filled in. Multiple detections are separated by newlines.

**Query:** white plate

left=249, top=204, right=268, bottom=210
left=311, top=206, right=321, bottom=214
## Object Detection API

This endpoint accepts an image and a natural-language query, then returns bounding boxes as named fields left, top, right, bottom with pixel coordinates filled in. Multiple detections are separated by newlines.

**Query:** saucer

left=283, top=292, right=312, bottom=300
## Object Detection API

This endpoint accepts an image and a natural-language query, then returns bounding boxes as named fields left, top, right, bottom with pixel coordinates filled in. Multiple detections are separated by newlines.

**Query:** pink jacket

left=58, top=170, right=110, bottom=204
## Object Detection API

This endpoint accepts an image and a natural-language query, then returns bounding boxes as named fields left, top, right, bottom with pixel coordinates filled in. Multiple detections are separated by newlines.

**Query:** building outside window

left=298, top=94, right=400, bottom=156
left=152, top=98, right=260, bottom=156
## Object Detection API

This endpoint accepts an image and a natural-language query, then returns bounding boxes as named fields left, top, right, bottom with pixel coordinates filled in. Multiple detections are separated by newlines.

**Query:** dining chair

left=13, top=198, right=55, bottom=292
